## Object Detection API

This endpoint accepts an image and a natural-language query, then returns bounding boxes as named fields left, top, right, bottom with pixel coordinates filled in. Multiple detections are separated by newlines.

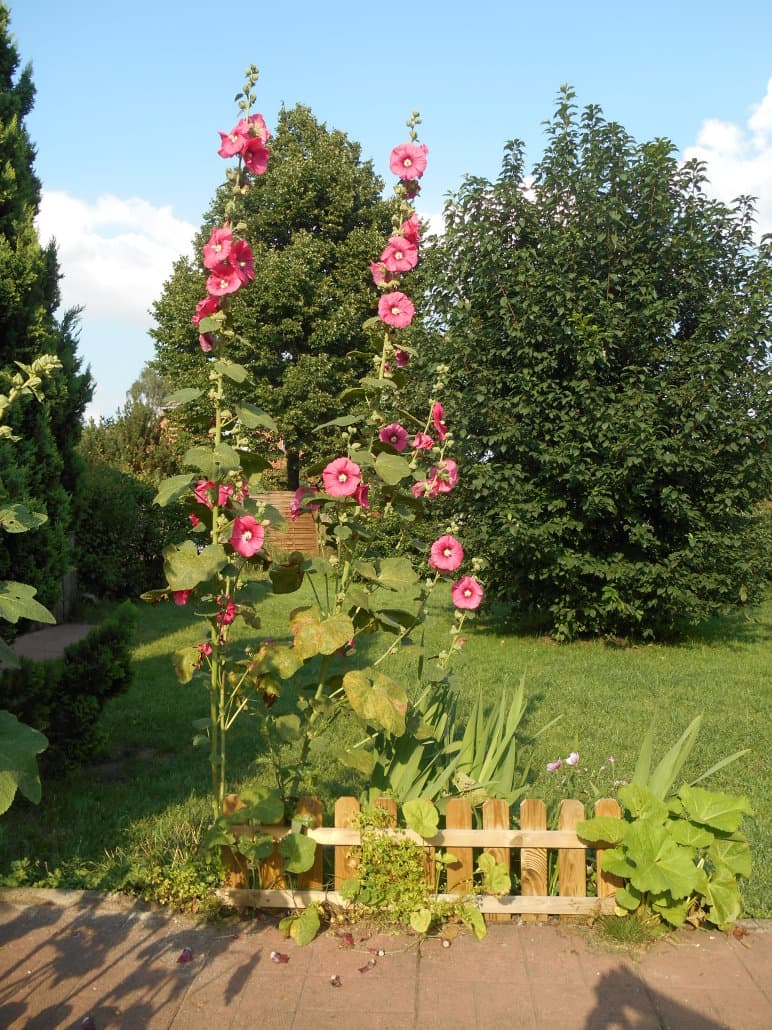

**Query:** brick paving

left=0, top=891, right=770, bottom=1029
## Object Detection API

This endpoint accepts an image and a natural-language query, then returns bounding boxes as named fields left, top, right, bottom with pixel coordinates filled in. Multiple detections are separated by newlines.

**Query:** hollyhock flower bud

left=451, top=575, right=484, bottom=610
left=198, top=642, right=213, bottom=658
left=380, top=236, right=418, bottom=273
left=393, top=349, right=410, bottom=368
left=389, top=141, right=428, bottom=180
left=432, top=402, right=448, bottom=441
left=189, top=513, right=201, bottom=528
left=429, top=535, right=464, bottom=572
left=230, top=515, right=265, bottom=558
left=172, top=590, right=190, bottom=606
left=378, top=292, right=415, bottom=328
left=378, top=423, right=409, bottom=452
left=322, top=457, right=362, bottom=497
left=216, top=596, right=237, bottom=626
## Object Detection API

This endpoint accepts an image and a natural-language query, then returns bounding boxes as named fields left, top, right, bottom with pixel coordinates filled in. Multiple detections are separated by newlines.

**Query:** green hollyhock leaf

left=237, top=785, right=284, bottom=824
left=709, top=837, right=752, bottom=879
left=163, top=541, right=227, bottom=590
left=618, top=783, right=669, bottom=823
left=476, top=853, right=511, bottom=895
left=651, top=891, right=691, bottom=927
left=460, top=905, right=487, bottom=941
left=173, top=646, right=201, bottom=684
left=315, top=413, right=364, bottom=430
left=183, top=443, right=243, bottom=477
left=270, top=558, right=305, bottom=594
left=375, top=451, right=412, bottom=486
left=272, top=714, right=303, bottom=743
left=290, top=608, right=354, bottom=660
left=334, top=746, right=377, bottom=775
left=410, top=907, right=432, bottom=934
left=288, top=904, right=320, bottom=946
left=0, top=581, right=55, bottom=624
left=162, top=387, right=202, bottom=405
left=704, top=869, right=743, bottom=928
left=236, top=401, right=278, bottom=433
left=342, top=669, right=408, bottom=736
left=279, top=831, right=317, bottom=874
left=615, top=884, right=642, bottom=911
left=669, top=820, right=714, bottom=849
left=0, top=503, right=47, bottom=533
left=213, top=359, right=250, bottom=383
left=154, top=474, right=194, bottom=507
left=237, top=833, right=275, bottom=864
left=0, top=711, right=48, bottom=814
left=677, top=784, right=754, bottom=833
left=403, top=798, right=439, bottom=838
left=247, top=642, right=303, bottom=680
left=601, top=847, right=636, bottom=879
left=577, top=816, right=626, bottom=846
left=623, top=820, right=699, bottom=898
left=377, top=556, right=419, bottom=591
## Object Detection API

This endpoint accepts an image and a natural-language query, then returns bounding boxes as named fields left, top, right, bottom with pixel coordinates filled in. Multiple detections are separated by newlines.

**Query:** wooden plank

left=334, top=796, right=360, bottom=889
left=222, top=794, right=249, bottom=888
left=374, top=796, right=397, bottom=826
left=216, top=887, right=616, bottom=917
left=445, top=798, right=474, bottom=894
left=254, top=491, right=319, bottom=556
left=242, top=825, right=590, bottom=849
left=520, top=798, right=548, bottom=923
left=483, top=798, right=511, bottom=923
left=558, top=799, right=586, bottom=922
left=594, top=797, right=624, bottom=900
left=296, top=796, right=323, bottom=890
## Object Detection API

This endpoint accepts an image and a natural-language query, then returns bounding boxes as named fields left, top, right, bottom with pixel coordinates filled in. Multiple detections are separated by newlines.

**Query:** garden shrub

left=0, top=602, right=136, bottom=766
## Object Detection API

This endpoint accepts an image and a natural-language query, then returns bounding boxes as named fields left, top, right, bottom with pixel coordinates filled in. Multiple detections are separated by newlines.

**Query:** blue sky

left=10, top=0, right=772, bottom=419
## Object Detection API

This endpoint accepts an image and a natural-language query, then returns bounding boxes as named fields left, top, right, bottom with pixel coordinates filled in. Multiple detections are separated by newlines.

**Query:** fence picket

left=334, top=796, right=360, bottom=889
left=445, top=798, right=474, bottom=893
left=520, top=798, right=548, bottom=922
left=296, top=796, right=323, bottom=890
left=483, top=798, right=511, bottom=922
left=558, top=799, right=585, bottom=921
left=594, top=797, right=624, bottom=899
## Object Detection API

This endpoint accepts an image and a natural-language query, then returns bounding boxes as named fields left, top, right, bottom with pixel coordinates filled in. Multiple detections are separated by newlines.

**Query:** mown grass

left=1, top=587, right=769, bottom=916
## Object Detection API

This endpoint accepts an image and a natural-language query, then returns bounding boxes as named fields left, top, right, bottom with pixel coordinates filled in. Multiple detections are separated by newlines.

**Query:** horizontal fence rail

left=217, top=795, right=623, bottom=922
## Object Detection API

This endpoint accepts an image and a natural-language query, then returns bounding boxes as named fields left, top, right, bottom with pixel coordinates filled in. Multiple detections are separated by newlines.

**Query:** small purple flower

left=565, top=752, right=580, bottom=767
left=546, top=759, right=563, bottom=773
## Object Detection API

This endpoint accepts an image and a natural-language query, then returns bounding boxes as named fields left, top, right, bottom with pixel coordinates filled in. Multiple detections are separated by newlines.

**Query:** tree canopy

left=150, top=104, right=396, bottom=488
left=428, top=87, right=771, bottom=639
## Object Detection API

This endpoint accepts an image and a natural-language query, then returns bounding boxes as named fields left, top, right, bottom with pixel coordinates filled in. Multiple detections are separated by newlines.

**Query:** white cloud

left=35, top=192, right=196, bottom=325
left=682, top=77, right=772, bottom=239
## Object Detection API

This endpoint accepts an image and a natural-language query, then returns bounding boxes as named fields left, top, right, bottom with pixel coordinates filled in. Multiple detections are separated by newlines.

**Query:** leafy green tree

left=0, top=4, right=92, bottom=615
left=150, top=104, right=395, bottom=488
left=429, top=87, right=771, bottom=639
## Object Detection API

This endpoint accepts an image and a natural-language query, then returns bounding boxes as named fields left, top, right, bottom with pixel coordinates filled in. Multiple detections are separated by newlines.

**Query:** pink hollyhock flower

left=197, top=641, right=213, bottom=658
left=217, top=484, right=234, bottom=507
left=243, top=135, right=270, bottom=175
left=370, top=261, right=394, bottom=287
left=429, top=535, right=464, bottom=572
left=189, top=513, right=201, bottom=528
left=231, top=239, right=254, bottom=283
left=206, top=264, right=242, bottom=296
left=172, top=590, right=190, bottom=606
left=230, top=515, right=265, bottom=558
left=380, top=236, right=419, bottom=273
left=216, top=596, right=237, bottom=626
left=546, top=760, right=563, bottom=773
left=192, top=295, right=220, bottom=327
left=412, top=432, right=434, bottom=450
left=378, top=291, right=415, bottom=328
left=203, top=227, right=233, bottom=270
left=389, top=141, right=428, bottom=180
left=565, top=752, right=580, bottom=767
left=199, top=333, right=214, bottom=352
left=218, top=119, right=251, bottom=157
left=394, top=348, right=410, bottom=368
left=289, top=486, right=320, bottom=520
left=194, top=479, right=215, bottom=508
left=451, top=575, right=484, bottom=610
left=378, top=423, right=409, bottom=452
left=411, top=480, right=429, bottom=499
left=354, top=482, right=369, bottom=508
left=428, top=458, right=459, bottom=494
left=248, top=112, right=270, bottom=141
left=322, top=457, right=362, bottom=497
left=401, top=214, right=421, bottom=246
left=432, top=402, right=448, bottom=441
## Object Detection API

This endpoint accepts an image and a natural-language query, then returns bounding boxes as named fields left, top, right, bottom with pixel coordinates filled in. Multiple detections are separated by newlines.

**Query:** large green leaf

left=285, top=904, right=320, bottom=946
left=576, top=816, right=627, bottom=846
left=162, top=387, right=202, bottom=405
left=618, top=783, right=669, bottom=823
left=377, top=557, right=419, bottom=591
left=0, top=711, right=48, bottom=814
left=623, top=820, right=699, bottom=898
left=212, top=359, right=249, bottom=383
left=343, top=669, right=408, bottom=736
left=703, top=870, right=744, bottom=928
left=290, top=608, right=354, bottom=660
left=279, top=831, right=317, bottom=874
left=173, top=646, right=201, bottom=684
left=677, top=784, right=754, bottom=834
left=403, top=798, right=439, bottom=838
left=163, top=541, right=227, bottom=590
left=0, top=504, right=47, bottom=534
left=154, top=474, right=194, bottom=507
left=0, top=582, right=56, bottom=625
left=375, top=451, right=412, bottom=486
left=247, top=642, right=303, bottom=681
left=238, top=784, right=284, bottom=824
left=183, top=443, right=243, bottom=477
left=236, top=402, right=278, bottom=433
left=669, top=821, right=714, bottom=849
left=708, top=837, right=752, bottom=879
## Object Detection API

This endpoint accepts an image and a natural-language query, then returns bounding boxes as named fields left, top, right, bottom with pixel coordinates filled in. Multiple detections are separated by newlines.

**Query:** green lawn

left=1, top=588, right=769, bottom=916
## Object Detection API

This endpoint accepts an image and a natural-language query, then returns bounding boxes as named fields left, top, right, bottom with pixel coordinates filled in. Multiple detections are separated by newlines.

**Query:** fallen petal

left=81, top=1018, right=97, bottom=1030
left=340, top=932, right=354, bottom=948
left=358, top=958, right=377, bottom=973
left=329, top=974, right=343, bottom=987
left=367, top=947, right=386, bottom=956
left=176, top=947, right=194, bottom=965
left=270, top=950, right=290, bottom=964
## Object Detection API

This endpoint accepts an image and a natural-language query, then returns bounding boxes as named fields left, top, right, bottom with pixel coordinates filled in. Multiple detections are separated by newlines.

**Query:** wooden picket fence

left=216, top=795, right=623, bottom=921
